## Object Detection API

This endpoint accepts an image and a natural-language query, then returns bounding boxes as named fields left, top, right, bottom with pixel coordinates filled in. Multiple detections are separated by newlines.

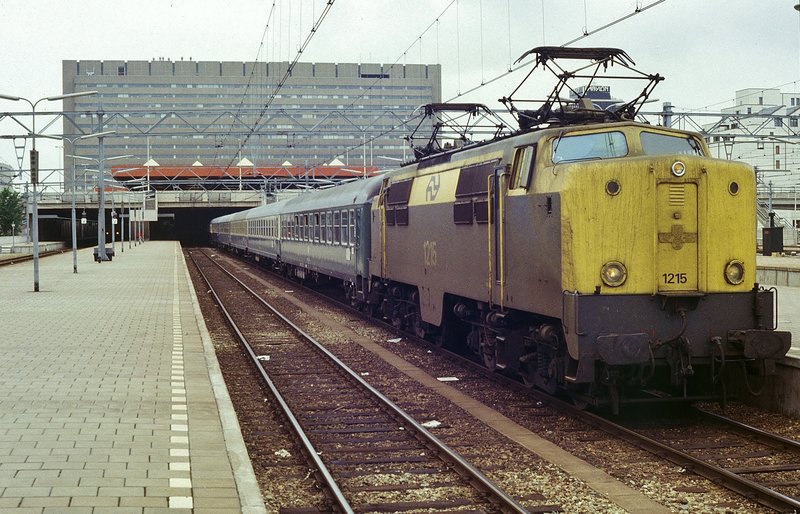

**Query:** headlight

left=725, top=260, right=745, bottom=285
left=601, top=261, right=627, bottom=287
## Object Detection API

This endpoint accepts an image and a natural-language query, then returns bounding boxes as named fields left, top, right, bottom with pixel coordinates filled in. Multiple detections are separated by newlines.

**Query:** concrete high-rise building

left=61, top=59, right=441, bottom=190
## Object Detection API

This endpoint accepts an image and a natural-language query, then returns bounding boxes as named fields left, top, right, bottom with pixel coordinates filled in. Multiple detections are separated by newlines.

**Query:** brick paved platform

left=0, top=241, right=265, bottom=513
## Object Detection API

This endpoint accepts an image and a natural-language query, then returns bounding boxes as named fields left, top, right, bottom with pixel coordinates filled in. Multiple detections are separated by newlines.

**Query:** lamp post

left=64, top=133, right=102, bottom=274
left=68, top=143, right=132, bottom=262
left=66, top=154, right=79, bottom=273
left=0, top=90, right=97, bottom=291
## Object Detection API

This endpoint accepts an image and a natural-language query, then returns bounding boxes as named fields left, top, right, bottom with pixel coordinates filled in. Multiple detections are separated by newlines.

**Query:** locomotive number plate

left=423, top=240, right=438, bottom=267
left=661, top=272, right=688, bottom=285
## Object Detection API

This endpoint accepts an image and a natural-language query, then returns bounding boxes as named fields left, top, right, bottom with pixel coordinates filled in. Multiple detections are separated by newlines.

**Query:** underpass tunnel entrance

left=35, top=207, right=243, bottom=247
left=150, top=208, right=242, bottom=246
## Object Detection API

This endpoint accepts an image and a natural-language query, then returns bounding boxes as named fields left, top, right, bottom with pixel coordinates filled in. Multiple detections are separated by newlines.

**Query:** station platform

left=0, top=241, right=265, bottom=513
left=756, top=253, right=800, bottom=287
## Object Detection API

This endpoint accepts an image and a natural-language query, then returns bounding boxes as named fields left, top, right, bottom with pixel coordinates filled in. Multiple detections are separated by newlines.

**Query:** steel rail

left=693, top=406, right=800, bottom=453
left=195, top=248, right=532, bottom=514
left=188, top=250, right=354, bottom=514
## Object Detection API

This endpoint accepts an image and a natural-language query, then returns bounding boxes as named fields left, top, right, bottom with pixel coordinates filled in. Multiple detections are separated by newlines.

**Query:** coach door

left=656, top=181, right=698, bottom=292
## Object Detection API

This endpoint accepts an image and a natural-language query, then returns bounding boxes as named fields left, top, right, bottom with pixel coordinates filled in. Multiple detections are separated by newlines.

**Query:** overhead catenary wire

left=294, top=0, right=458, bottom=174
left=213, top=1, right=278, bottom=164
left=224, top=0, right=337, bottom=173
left=445, top=0, right=668, bottom=103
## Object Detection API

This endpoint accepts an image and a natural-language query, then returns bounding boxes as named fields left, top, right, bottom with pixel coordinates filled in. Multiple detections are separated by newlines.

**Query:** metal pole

left=71, top=158, right=77, bottom=273
left=128, top=207, right=132, bottom=249
left=121, top=194, right=125, bottom=253
left=31, top=102, right=40, bottom=291
left=97, top=112, right=108, bottom=261
left=111, top=194, right=116, bottom=253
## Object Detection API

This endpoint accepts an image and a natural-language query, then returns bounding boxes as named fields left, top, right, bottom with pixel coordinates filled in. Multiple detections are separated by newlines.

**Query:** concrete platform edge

left=180, top=249, right=269, bottom=513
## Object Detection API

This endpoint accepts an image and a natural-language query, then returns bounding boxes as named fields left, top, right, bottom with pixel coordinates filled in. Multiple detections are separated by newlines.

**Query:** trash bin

left=762, top=227, right=783, bottom=256
left=93, top=247, right=116, bottom=262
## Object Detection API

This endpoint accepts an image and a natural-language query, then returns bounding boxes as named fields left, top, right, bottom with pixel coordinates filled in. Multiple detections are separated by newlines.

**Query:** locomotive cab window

left=640, top=132, right=704, bottom=156
left=552, top=131, right=628, bottom=163
left=511, top=145, right=536, bottom=189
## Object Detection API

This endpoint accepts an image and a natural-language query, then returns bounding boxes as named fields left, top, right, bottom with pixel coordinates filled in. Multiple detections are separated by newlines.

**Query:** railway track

left=414, top=329, right=800, bottom=512
left=188, top=248, right=539, bottom=514
left=408, top=331, right=800, bottom=512
left=615, top=406, right=800, bottom=512
left=287, top=263, right=800, bottom=512
left=0, top=249, right=66, bottom=266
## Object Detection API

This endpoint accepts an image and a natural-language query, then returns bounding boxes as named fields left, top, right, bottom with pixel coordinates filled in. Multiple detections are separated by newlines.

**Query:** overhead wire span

left=445, top=0, right=668, bottom=103
left=297, top=0, right=457, bottom=174
left=213, top=1, right=277, bottom=164
left=224, top=0, right=337, bottom=172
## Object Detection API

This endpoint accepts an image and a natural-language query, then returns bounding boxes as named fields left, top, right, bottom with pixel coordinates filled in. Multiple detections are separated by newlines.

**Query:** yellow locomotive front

left=531, top=123, right=790, bottom=406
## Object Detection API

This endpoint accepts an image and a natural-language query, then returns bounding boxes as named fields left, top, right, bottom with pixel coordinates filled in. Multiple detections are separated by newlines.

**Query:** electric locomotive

left=210, top=47, right=790, bottom=412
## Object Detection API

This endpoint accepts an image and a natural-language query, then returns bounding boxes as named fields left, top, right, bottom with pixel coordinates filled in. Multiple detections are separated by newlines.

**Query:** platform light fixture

left=0, top=90, right=98, bottom=291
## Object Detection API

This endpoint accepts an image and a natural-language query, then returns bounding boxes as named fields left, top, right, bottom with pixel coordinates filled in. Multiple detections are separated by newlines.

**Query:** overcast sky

left=1, top=0, right=798, bottom=172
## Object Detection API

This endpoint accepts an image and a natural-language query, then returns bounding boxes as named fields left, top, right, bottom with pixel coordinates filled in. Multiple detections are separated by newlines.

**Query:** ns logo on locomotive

left=210, top=47, right=791, bottom=413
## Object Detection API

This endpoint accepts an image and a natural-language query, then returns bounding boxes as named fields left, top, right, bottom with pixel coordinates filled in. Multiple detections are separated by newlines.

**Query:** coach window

left=349, top=209, right=356, bottom=246
left=326, top=211, right=333, bottom=244
left=314, top=213, right=321, bottom=242
left=341, top=210, right=349, bottom=246
left=334, top=211, right=341, bottom=244
left=511, top=145, right=536, bottom=189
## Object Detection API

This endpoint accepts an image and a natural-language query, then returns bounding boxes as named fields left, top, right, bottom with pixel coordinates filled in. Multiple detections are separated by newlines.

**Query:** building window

left=776, top=159, right=781, bottom=170
left=791, top=117, right=799, bottom=128
left=775, top=118, right=783, bottom=127
left=747, top=107, right=752, bottom=114
left=776, top=145, right=780, bottom=155
left=758, top=96, right=763, bottom=105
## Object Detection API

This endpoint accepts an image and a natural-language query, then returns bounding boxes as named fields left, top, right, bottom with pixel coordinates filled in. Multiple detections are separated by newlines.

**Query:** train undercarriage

left=360, top=279, right=790, bottom=414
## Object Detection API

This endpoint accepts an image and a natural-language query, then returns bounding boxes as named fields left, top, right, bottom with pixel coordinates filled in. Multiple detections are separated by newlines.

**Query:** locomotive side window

left=454, top=160, right=498, bottom=224
left=384, top=179, right=413, bottom=227
left=552, top=131, right=628, bottom=163
left=640, top=132, right=704, bottom=156
left=511, top=145, right=536, bottom=189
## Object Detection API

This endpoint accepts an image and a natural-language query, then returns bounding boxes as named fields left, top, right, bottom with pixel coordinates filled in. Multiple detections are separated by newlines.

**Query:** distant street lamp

left=237, top=157, right=253, bottom=191
left=0, top=90, right=97, bottom=291
left=143, top=158, right=159, bottom=195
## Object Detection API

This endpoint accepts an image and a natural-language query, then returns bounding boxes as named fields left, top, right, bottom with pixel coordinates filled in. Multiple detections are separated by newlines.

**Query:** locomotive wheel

left=413, top=317, right=428, bottom=339
left=482, top=347, right=497, bottom=370
left=479, top=332, right=497, bottom=370
left=569, top=385, right=592, bottom=410
left=409, top=291, right=427, bottom=339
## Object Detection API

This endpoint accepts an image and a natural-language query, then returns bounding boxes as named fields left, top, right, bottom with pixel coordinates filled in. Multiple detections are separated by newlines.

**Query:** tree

left=0, top=188, right=24, bottom=236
